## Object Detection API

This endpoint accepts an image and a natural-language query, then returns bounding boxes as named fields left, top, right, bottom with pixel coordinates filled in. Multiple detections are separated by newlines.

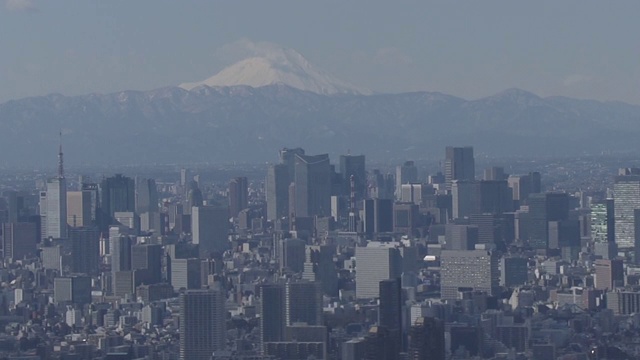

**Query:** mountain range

left=1, top=47, right=640, bottom=167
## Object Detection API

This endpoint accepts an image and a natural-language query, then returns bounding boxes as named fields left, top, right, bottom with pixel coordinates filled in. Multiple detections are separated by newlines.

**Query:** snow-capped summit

left=180, top=43, right=370, bottom=95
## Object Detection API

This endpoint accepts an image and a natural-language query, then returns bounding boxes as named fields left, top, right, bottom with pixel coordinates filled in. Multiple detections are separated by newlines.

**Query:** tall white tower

left=44, top=132, right=67, bottom=239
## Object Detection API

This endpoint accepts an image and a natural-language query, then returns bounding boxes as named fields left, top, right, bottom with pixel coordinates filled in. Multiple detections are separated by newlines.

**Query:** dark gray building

left=445, top=146, right=475, bottom=189
left=294, top=153, right=331, bottom=218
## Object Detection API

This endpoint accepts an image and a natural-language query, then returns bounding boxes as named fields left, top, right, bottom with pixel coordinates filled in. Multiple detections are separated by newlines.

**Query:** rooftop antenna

left=58, top=130, right=64, bottom=179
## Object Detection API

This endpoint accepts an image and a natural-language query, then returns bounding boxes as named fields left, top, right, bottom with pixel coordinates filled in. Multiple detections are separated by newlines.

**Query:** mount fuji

left=179, top=45, right=370, bottom=95
left=2, top=42, right=640, bottom=166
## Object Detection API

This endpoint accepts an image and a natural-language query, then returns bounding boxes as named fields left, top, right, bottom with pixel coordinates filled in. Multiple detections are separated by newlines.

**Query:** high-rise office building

left=110, top=228, right=132, bottom=273
left=228, top=177, right=248, bottom=218
left=370, top=169, right=395, bottom=200
left=109, top=226, right=132, bottom=293
left=591, top=199, right=615, bottom=243
left=400, top=183, right=433, bottom=205
left=70, top=227, right=100, bottom=275
left=171, top=258, right=201, bottom=291
left=379, top=278, right=402, bottom=354
left=192, top=205, right=229, bottom=257
left=303, top=245, right=338, bottom=296
left=594, top=259, right=624, bottom=291
left=135, top=178, right=158, bottom=214
left=279, top=238, right=306, bottom=274
left=484, top=166, right=506, bottom=181
left=393, top=202, right=420, bottom=236
left=131, top=244, right=163, bottom=284
left=41, top=245, right=62, bottom=272
left=363, top=326, right=396, bottom=360
left=340, top=154, right=366, bottom=200
left=452, top=179, right=512, bottom=220
left=445, top=224, right=479, bottom=250
left=44, top=177, right=67, bottom=239
left=507, top=172, right=542, bottom=204
left=66, top=191, right=92, bottom=228
left=42, top=137, right=68, bottom=239
left=445, top=146, right=475, bottom=189
left=179, top=290, right=226, bottom=360
left=500, top=257, right=528, bottom=287
left=81, top=182, right=100, bottom=226
left=280, top=147, right=306, bottom=180
left=285, top=281, right=322, bottom=326
left=440, top=249, right=499, bottom=299
left=362, top=198, right=393, bottom=235
left=469, top=213, right=504, bottom=245
left=408, top=317, right=446, bottom=360
left=396, top=161, right=418, bottom=200
left=451, top=180, right=478, bottom=219
left=1, top=222, right=37, bottom=261
left=527, top=192, right=570, bottom=249
left=355, top=243, right=402, bottom=299
left=266, top=164, right=289, bottom=220
left=100, top=174, right=135, bottom=226
left=614, top=174, right=640, bottom=249
left=294, top=153, right=331, bottom=217
left=54, top=276, right=92, bottom=305
left=264, top=148, right=307, bottom=221
left=258, top=284, right=286, bottom=347
left=114, top=211, right=139, bottom=233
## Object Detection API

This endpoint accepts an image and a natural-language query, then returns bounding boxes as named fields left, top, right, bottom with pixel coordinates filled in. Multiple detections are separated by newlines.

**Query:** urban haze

left=1, top=2, right=640, bottom=360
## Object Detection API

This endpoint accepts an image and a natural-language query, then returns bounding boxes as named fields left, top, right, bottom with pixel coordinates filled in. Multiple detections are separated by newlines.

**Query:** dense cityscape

left=0, top=142, right=638, bottom=360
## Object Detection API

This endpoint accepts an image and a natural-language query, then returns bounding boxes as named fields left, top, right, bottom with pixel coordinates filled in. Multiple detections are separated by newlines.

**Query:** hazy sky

left=1, top=0, right=639, bottom=103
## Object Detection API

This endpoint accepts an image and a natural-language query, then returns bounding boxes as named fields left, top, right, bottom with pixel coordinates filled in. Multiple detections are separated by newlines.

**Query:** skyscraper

left=44, top=180, right=67, bottom=239
left=43, top=136, right=68, bottom=239
left=171, top=258, right=201, bottom=291
left=54, top=276, right=92, bottom=305
left=340, top=154, right=366, bottom=200
left=228, top=177, right=248, bottom=218
left=70, top=227, right=100, bottom=276
left=594, top=259, right=624, bottom=291
left=1, top=222, right=37, bottom=261
left=362, top=199, right=394, bottom=235
left=614, top=174, right=640, bottom=249
left=258, top=284, right=286, bottom=348
left=440, top=249, right=500, bottom=299
left=131, top=243, right=163, bottom=284
left=191, top=205, right=229, bottom=257
left=179, top=290, right=226, bottom=360
left=507, top=172, right=542, bottom=204
left=355, top=244, right=402, bottom=299
left=408, top=317, right=445, bottom=360
left=379, top=278, right=402, bottom=354
left=266, top=164, right=289, bottom=220
left=445, top=146, right=475, bottom=189
left=135, top=177, right=158, bottom=214
left=294, top=153, right=331, bottom=217
left=527, top=192, right=570, bottom=250
left=110, top=226, right=132, bottom=274
left=66, top=191, right=92, bottom=228
left=285, top=281, right=322, bottom=326
left=100, top=174, right=135, bottom=226
left=396, top=161, right=418, bottom=199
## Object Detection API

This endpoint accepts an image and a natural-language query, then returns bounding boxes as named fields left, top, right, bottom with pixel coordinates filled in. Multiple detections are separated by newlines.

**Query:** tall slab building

left=614, top=173, right=640, bottom=249
left=294, top=153, right=331, bottom=218
left=444, top=146, right=475, bottom=189
left=43, top=138, right=67, bottom=239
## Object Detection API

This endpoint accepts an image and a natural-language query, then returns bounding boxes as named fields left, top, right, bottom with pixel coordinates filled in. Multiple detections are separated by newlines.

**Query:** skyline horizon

left=2, top=2, right=640, bottom=104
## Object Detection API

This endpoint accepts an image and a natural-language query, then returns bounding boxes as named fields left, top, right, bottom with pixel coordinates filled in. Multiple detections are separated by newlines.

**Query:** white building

left=44, top=177, right=67, bottom=239
left=355, top=242, right=402, bottom=299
